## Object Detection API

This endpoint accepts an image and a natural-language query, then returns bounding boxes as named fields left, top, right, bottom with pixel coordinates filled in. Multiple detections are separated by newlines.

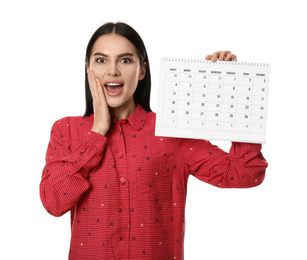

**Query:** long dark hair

left=83, top=22, right=152, bottom=117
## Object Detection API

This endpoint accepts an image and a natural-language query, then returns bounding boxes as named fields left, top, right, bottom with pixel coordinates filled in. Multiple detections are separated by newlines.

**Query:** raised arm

left=179, top=51, right=267, bottom=187
left=179, top=139, right=268, bottom=188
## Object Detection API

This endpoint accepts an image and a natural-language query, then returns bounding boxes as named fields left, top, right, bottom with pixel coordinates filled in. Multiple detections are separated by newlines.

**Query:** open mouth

left=104, top=82, right=124, bottom=96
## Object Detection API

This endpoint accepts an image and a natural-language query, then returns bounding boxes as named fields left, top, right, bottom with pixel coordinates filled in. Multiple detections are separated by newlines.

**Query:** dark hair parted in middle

left=84, top=22, right=151, bottom=117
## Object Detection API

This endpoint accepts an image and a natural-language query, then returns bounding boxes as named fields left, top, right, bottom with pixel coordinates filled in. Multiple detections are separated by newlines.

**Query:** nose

left=107, top=61, right=120, bottom=77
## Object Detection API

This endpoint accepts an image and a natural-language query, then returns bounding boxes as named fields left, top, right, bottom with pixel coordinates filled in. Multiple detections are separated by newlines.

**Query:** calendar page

left=155, top=58, right=271, bottom=143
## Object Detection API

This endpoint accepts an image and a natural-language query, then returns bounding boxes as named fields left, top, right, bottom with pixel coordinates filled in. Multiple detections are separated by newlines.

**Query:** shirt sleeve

left=40, top=118, right=107, bottom=217
left=178, top=139, right=268, bottom=188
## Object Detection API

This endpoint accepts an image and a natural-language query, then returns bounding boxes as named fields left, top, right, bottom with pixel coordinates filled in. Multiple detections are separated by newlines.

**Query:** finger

left=231, top=54, right=237, bottom=61
left=87, top=69, right=98, bottom=99
left=225, top=53, right=237, bottom=61
left=95, top=78, right=107, bottom=104
left=219, top=50, right=232, bottom=61
left=218, top=51, right=226, bottom=61
left=205, top=55, right=212, bottom=60
left=224, top=53, right=232, bottom=61
left=211, top=51, right=220, bottom=62
left=87, top=69, right=94, bottom=93
left=87, top=69, right=94, bottom=89
left=90, top=74, right=108, bottom=109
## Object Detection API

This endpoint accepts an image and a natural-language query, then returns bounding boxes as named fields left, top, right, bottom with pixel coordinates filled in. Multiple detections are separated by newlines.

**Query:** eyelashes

left=95, top=57, right=132, bottom=64
left=120, top=58, right=132, bottom=64
left=96, top=57, right=107, bottom=63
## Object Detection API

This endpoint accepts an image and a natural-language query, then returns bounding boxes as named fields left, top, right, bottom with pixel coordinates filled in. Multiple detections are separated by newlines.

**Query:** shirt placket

left=113, top=121, right=131, bottom=259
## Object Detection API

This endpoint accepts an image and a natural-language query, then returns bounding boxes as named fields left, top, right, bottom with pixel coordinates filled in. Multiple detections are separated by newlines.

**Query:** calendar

left=155, top=57, right=271, bottom=143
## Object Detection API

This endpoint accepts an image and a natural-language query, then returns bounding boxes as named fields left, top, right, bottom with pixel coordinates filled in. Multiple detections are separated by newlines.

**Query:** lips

left=104, top=80, right=124, bottom=96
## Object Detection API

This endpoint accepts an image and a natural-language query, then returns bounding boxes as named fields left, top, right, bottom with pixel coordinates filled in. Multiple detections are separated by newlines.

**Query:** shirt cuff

left=82, top=130, right=107, bottom=148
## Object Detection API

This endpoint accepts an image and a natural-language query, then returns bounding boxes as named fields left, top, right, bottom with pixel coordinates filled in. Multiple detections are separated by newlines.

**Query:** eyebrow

left=93, top=52, right=135, bottom=58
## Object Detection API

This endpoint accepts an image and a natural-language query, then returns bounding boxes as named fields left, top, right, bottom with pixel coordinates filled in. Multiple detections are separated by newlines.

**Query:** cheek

left=89, top=60, right=104, bottom=75
left=126, top=68, right=142, bottom=85
left=90, top=66, right=104, bottom=78
left=126, top=77, right=139, bottom=93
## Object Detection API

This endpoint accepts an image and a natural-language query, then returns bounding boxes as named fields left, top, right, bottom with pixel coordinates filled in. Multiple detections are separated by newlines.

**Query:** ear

left=138, top=62, right=147, bottom=81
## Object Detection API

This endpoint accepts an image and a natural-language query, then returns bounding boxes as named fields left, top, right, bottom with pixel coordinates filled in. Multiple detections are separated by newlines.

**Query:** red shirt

left=40, top=104, right=268, bottom=260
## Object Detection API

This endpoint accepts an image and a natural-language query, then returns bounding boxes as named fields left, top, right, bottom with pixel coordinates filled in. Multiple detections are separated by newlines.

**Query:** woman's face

left=87, top=33, right=146, bottom=112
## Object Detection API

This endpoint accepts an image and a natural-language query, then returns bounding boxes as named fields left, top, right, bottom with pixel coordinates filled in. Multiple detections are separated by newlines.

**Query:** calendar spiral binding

left=161, top=57, right=270, bottom=67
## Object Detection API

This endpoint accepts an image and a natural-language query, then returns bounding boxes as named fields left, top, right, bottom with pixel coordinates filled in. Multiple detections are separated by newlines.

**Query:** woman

left=40, top=22, right=268, bottom=260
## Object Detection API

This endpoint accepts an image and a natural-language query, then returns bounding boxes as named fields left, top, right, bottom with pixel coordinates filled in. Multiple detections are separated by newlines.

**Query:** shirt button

left=120, top=177, right=125, bottom=183
left=120, top=119, right=128, bottom=126
left=118, top=150, right=123, bottom=156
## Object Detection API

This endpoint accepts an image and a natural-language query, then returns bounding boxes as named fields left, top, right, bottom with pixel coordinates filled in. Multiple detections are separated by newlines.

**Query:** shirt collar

left=111, top=104, right=147, bottom=130
left=126, top=104, right=147, bottom=130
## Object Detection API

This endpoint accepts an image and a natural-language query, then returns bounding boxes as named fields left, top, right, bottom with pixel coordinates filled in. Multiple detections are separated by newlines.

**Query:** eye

left=96, top=57, right=107, bottom=63
left=120, top=58, right=132, bottom=64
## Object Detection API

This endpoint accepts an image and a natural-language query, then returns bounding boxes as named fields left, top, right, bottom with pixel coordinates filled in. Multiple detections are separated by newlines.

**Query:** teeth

left=106, top=83, right=121, bottom=86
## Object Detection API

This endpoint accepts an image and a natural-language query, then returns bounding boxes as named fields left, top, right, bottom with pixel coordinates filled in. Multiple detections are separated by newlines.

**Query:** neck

left=109, top=103, right=136, bottom=121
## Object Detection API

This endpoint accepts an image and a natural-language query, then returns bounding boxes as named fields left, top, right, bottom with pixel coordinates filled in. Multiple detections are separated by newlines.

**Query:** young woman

left=40, top=22, right=268, bottom=260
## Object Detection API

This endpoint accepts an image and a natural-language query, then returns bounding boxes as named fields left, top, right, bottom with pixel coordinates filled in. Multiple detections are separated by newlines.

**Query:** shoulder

left=146, top=110, right=156, bottom=121
left=50, top=115, right=94, bottom=138
left=52, top=115, right=91, bottom=128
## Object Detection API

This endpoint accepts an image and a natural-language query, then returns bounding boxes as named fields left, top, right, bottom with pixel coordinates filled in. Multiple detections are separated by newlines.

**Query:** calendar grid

left=156, top=58, right=270, bottom=143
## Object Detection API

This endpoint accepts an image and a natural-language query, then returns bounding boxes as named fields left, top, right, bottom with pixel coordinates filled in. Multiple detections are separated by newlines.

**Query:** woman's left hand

left=205, top=50, right=237, bottom=62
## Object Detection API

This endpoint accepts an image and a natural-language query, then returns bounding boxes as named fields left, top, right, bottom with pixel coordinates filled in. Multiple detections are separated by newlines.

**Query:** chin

left=104, top=96, right=119, bottom=106
left=107, top=102, right=121, bottom=108
left=106, top=96, right=135, bottom=110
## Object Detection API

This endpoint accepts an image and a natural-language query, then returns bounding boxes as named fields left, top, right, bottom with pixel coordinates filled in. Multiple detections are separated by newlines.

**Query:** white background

left=1, top=0, right=306, bottom=259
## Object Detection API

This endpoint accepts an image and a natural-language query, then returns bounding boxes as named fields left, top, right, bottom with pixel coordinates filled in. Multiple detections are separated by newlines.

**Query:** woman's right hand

left=87, top=69, right=111, bottom=136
